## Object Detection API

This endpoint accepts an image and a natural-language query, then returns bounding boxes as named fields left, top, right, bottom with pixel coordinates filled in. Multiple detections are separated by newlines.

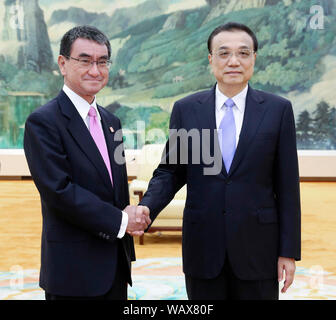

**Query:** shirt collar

left=215, top=84, right=248, bottom=113
left=62, top=84, right=100, bottom=121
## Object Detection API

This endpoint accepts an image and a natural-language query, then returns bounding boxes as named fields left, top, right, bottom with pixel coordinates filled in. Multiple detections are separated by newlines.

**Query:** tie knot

left=224, top=98, right=235, bottom=109
left=88, top=106, right=97, bottom=118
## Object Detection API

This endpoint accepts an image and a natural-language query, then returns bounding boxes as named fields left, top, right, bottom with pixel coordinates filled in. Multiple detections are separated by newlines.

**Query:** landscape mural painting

left=0, top=0, right=335, bottom=150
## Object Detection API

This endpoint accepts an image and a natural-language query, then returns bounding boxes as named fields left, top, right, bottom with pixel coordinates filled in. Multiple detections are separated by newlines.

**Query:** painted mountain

left=0, top=0, right=335, bottom=149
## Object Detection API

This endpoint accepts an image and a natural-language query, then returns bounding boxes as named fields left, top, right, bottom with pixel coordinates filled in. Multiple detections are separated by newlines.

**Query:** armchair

left=129, top=144, right=185, bottom=244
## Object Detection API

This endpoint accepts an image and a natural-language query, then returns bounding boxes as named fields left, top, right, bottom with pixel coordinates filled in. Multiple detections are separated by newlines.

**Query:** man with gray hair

left=139, top=22, right=301, bottom=300
left=24, top=25, right=150, bottom=300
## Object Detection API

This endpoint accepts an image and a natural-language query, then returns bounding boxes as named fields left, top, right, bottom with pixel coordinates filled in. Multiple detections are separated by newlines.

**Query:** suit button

left=226, top=180, right=232, bottom=185
left=106, top=235, right=110, bottom=240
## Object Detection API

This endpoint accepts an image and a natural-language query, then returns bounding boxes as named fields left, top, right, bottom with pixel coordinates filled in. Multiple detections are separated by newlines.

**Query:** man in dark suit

left=24, top=25, right=150, bottom=300
left=138, top=22, right=301, bottom=300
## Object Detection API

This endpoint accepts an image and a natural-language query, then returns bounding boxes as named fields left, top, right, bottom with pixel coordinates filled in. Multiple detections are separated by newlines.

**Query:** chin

left=85, top=84, right=103, bottom=93
left=223, top=79, right=243, bottom=85
left=226, top=74, right=243, bottom=79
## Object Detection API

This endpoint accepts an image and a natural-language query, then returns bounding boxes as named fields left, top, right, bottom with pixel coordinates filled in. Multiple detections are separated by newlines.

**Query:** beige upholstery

left=129, top=144, right=185, bottom=241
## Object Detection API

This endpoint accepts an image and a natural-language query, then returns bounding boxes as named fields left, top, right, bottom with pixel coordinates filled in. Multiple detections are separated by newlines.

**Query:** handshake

left=124, top=205, right=151, bottom=236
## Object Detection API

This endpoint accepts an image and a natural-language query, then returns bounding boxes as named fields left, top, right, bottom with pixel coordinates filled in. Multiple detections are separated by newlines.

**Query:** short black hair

left=207, top=22, right=258, bottom=53
left=60, top=25, right=111, bottom=59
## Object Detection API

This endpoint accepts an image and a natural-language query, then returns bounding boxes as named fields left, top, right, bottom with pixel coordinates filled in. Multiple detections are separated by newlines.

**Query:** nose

left=227, top=53, right=240, bottom=66
left=87, top=62, right=100, bottom=76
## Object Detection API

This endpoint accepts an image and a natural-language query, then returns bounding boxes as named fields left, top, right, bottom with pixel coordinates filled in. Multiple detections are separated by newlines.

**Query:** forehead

left=70, top=38, right=108, bottom=56
left=212, top=30, right=254, bottom=50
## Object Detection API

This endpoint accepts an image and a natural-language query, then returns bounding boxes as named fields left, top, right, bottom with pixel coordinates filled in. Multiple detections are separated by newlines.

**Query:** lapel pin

left=109, top=127, right=114, bottom=133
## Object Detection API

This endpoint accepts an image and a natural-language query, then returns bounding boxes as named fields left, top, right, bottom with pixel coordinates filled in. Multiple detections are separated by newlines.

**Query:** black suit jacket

left=140, top=85, right=301, bottom=281
left=24, top=90, right=135, bottom=296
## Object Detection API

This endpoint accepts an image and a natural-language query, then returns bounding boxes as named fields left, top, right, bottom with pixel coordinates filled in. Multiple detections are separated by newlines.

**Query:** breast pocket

left=254, top=132, right=277, bottom=142
left=253, top=132, right=277, bottom=156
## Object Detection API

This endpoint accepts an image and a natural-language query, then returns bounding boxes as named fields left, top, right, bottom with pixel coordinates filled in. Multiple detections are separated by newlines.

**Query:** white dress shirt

left=62, top=84, right=128, bottom=238
left=215, top=84, right=248, bottom=150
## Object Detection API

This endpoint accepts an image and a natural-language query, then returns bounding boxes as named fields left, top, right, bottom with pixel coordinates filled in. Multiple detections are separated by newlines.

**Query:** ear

left=58, top=55, right=67, bottom=76
left=208, top=54, right=215, bottom=75
left=253, top=52, right=257, bottom=63
left=208, top=53, right=212, bottom=65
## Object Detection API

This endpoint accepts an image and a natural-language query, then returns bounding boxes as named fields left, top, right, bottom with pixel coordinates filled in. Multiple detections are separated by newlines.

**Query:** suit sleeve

left=274, top=101, right=301, bottom=260
left=24, top=110, right=123, bottom=242
left=140, top=101, right=187, bottom=222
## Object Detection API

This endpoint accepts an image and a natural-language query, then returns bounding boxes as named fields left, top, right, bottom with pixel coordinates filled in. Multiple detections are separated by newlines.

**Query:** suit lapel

left=194, top=86, right=217, bottom=132
left=99, top=105, right=123, bottom=203
left=193, top=86, right=226, bottom=176
left=57, top=91, right=113, bottom=191
left=228, top=85, right=266, bottom=176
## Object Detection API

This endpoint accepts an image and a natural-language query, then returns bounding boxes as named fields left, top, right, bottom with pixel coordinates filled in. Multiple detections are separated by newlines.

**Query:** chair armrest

left=129, top=179, right=148, bottom=194
left=129, top=180, right=149, bottom=202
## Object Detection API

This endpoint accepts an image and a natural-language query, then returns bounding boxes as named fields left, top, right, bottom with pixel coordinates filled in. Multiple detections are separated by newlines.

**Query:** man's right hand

left=124, top=205, right=151, bottom=236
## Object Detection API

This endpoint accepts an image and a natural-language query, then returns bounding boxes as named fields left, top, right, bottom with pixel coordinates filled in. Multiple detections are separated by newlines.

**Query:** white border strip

left=0, top=149, right=335, bottom=177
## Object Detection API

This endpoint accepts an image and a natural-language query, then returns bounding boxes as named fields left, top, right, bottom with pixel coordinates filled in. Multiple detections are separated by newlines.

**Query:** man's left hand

left=278, top=257, right=296, bottom=293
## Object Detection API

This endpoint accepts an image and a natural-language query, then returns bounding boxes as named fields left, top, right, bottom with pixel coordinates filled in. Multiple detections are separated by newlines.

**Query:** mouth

left=85, top=78, right=102, bottom=82
left=225, top=71, right=242, bottom=75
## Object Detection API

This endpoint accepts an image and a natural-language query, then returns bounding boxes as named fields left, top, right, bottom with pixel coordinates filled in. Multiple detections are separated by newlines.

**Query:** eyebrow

left=78, top=53, right=109, bottom=59
left=217, top=45, right=251, bottom=50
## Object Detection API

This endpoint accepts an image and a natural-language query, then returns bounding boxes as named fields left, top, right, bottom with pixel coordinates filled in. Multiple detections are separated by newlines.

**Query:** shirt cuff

left=117, top=211, right=129, bottom=238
